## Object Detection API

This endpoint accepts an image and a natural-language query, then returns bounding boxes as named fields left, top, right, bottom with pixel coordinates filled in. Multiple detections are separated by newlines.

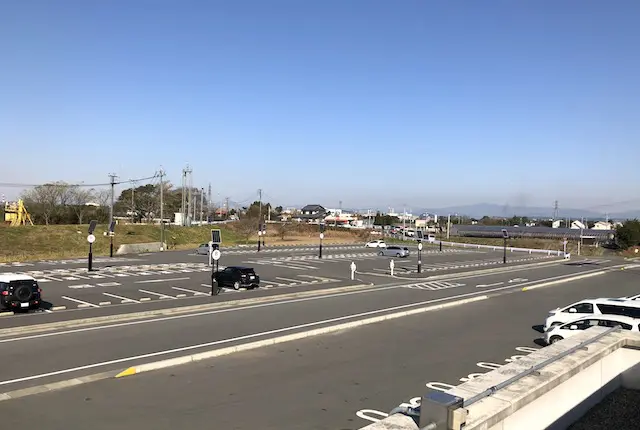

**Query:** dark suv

left=0, top=275, right=42, bottom=311
left=212, top=266, right=260, bottom=290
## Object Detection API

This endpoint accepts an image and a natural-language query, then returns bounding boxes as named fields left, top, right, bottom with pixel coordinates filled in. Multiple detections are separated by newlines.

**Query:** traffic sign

left=87, top=234, right=96, bottom=244
left=212, top=249, right=221, bottom=261
left=211, top=229, right=222, bottom=244
left=319, top=233, right=324, bottom=240
left=418, top=242, right=423, bottom=251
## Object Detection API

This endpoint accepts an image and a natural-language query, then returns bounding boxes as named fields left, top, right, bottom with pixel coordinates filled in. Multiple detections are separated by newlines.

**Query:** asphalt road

left=0, top=262, right=620, bottom=391
left=1, top=266, right=638, bottom=429
left=0, top=242, right=578, bottom=319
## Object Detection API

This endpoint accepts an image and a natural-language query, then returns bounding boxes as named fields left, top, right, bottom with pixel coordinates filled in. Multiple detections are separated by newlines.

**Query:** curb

left=0, top=283, right=375, bottom=338
left=522, top=270, right=606, bottom=291
left=115, top=295, right=488, bottom=378
left=0, top=370, right=118, bottom=402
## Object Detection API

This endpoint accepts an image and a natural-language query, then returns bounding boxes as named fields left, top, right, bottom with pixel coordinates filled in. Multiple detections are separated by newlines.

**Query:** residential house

left=297, top=204, right=327, bottom=223
left=592, top=221, right=613, bottom=230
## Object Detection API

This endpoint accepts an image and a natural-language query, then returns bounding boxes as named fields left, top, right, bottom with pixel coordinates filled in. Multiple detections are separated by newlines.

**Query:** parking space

left=1, top=260, right=349, bottom=314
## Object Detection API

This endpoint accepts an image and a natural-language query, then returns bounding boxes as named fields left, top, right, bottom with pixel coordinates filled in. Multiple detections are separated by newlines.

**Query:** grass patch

left=0, top=223, right=364, bottom=262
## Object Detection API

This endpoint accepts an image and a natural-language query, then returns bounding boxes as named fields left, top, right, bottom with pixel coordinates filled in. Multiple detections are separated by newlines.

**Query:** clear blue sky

left=1, top=0, right=639, bottom=211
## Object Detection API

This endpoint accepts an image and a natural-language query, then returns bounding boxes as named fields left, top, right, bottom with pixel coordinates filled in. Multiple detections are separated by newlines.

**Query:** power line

left=0, top=173, right=160, bottom=189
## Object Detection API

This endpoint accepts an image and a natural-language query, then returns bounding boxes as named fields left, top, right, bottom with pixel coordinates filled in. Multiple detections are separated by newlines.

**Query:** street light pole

left=502, top=229, right=508, bottom=264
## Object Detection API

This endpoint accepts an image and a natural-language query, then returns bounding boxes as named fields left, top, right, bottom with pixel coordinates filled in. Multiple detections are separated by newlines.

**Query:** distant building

left=592, top=221, right=613, bottom=230
left=571, top=220, right=586, bottom=230
left=297, top=204, right=327, bottom=222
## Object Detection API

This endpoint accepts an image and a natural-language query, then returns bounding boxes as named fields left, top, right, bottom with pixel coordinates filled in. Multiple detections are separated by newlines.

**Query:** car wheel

left=378, top=251, right=384, bottom=256
left=396, top=253, right=401, bottom=257
left=233, top=281, right=241, bottom=290
left=549, top=336, right=563, bottom=345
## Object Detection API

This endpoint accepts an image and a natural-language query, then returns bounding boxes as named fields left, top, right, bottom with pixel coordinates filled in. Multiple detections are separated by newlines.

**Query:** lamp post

left=501, top=228, right=509, bottom=264
left=319, top=222, right=325, bottom=259
left=417, top=241, right=423, bottom=273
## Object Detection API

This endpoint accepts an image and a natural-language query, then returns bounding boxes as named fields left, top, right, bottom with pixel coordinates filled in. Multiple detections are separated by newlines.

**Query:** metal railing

left=463, top=325, right=621, bottom=407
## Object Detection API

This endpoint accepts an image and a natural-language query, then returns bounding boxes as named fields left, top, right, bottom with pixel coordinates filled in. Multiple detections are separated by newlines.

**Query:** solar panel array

left=451, top=224, right=614, bottom=240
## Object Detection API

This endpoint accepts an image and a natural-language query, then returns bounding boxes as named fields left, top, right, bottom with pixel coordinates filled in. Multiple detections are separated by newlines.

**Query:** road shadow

left=532, top=324, right=545, bottom=333
left=40, top=301, right=54, bottom=311
left=534, top=338, right=547, bottom=347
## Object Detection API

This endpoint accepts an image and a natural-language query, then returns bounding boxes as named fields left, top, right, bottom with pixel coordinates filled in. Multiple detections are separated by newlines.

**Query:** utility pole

left=225, top=197, right=230, bottom=220
left=403, top=204, right=406, bottom=241
left=181, top=167, right=187, bottom=226
left=130, top=179, right=136, bottom=224
left=257, top=189, right=262, bottom=251
left=447, top=214, right=451, bottom=239
left=108, top=173, right=118, bottom=257
left=207, top=183, right=212, bottom=221
left=200, top=187, right=204, bottom=224
left=159, top=169, right=165, bottom=250
left=553, top=200, right=559, bottom=221
left=187, top=166, right=193, bottom=226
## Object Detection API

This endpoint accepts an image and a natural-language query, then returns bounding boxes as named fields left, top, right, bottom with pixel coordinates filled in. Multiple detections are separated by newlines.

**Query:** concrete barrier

left=115, top=242, right=166, bottom=255
left=360, top=327, right=640, bottom=429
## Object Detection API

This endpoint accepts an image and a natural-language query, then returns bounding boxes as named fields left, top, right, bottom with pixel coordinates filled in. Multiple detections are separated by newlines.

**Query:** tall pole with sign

left=262, top=222, right=266, bottom=247
left=417, top=241, right=423, bottom=273
left=257, top=228, right=262, bottom=252
left=502, top=228, right=508, bottom=264
left=319, top=222, right=325, bottom=259
left=87, top=220, right=98, bottom=271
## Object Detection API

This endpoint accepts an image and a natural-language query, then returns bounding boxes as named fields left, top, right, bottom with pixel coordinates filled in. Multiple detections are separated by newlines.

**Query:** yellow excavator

left=4, top=199, right=34, bottom=226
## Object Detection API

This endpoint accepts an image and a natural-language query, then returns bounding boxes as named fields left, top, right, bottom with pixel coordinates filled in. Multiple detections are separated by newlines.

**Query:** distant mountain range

left=413, top=204, right=640, bottom=220
left=278, top=202, right=640, bottom=220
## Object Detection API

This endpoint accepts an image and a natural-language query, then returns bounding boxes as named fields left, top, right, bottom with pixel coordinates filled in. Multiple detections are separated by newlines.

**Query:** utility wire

left=0, top=173, right=160, bottom=188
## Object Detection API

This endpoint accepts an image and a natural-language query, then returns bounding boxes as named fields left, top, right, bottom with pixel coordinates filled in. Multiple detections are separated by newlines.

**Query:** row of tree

left=16, top=181, right=286, bottom=225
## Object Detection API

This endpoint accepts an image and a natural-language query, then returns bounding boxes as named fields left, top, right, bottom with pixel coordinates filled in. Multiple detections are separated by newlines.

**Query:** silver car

left=195, top=243, right=219, bottom=255
left=378, top=246, right=410, bottom=258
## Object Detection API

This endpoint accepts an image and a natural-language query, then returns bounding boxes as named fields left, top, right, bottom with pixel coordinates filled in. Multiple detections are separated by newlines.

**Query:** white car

left=544, top=314, right=639, bottom=345
left=543, top=298, right=640, bottom=331
left=365, top=240, right=387, bottom=248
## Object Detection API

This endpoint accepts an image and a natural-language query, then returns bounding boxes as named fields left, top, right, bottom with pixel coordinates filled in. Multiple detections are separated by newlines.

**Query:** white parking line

left=102, top=292, right=140, bottom=304
left=135, top=277, right=190, bottom=284
left=138, top=289, right=176, bottom=299
left=276, top=277, right=302, bottom=284
left=172, top=286, right=209, bottom=296
left=60, top=296, right=100, bottom=308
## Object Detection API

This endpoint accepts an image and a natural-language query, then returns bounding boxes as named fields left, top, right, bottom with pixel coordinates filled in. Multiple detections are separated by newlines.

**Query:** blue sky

left=1, top=0, right=639, bottom=211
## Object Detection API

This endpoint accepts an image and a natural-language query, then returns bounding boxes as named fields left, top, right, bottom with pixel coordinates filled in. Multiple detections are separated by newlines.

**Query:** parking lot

left=0, top=260, right=634, bottom=430
left=0, top=243, right=571, bottom=319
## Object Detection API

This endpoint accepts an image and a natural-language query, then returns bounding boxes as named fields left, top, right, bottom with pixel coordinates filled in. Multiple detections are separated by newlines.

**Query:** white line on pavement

left=135, top=277, right=190, bottom=284
left=276, top=277, right=302, bottom=284
left=60, top=296, right=100, bottom=308
left=138, top=289, right=176, bottom=299
left=172, top=286, right=209, bottom=296
left=102, top=292, right=140, bottom=303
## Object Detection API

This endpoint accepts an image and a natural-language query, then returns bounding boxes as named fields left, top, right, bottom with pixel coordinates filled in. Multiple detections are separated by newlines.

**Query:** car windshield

left=239, top=269, right=255, bottom=275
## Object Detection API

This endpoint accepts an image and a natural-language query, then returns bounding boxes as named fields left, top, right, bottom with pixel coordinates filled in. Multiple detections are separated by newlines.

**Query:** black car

left=212, top=266, right=260, bottom=290
left=0, top=275, right=42, bottom=311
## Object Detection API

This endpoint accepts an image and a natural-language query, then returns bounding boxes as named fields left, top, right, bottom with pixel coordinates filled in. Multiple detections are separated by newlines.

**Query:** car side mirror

left=569, top=308, right=577, bottom=313
left=570, top=325, right=578, bottom=330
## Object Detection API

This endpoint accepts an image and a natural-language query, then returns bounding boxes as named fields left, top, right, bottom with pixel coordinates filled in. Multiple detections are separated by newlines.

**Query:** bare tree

left=68, top=186, right=95, bottom=224
left=235, top=217, right=258, bottom=243
left=22, top=182, right=69, bottom=225
left=277, top=222, right=289, bottom=240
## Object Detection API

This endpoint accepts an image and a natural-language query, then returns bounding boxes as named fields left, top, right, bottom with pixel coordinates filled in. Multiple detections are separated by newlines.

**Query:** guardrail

left=438, top=240, right=563, bottom=256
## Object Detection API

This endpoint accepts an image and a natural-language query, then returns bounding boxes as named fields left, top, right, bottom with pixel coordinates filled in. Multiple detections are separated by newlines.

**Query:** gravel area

left=568, top=387, right=640, bottom=430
